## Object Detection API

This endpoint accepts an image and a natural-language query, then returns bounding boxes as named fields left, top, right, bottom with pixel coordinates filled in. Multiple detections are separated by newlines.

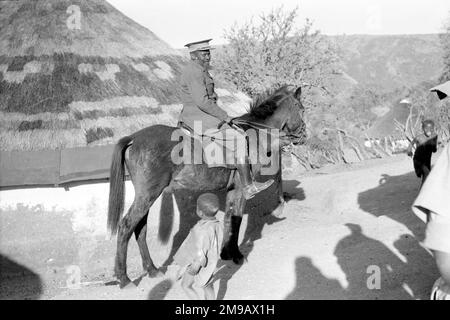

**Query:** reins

left=231, top=94, right=302, bottom=139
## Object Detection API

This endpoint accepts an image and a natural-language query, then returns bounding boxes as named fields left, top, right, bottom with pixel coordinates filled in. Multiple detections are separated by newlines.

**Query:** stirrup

left=242, top=179, right=274, bottom=200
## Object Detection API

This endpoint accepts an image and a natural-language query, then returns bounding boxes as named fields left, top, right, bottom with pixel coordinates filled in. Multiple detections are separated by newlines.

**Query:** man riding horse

left=179, top=39, right=273, bottom=200
left=107, top=38, right=305, bottom=288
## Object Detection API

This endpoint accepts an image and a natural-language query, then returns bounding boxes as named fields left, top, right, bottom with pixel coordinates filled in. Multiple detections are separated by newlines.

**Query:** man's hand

left=225, top=116, right=234, bottom=124
left=218, top=116, right=235, bottom=129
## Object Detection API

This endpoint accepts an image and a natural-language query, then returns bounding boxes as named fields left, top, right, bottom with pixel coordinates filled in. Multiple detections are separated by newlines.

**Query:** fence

left=0, top=145, right=118, bottom=190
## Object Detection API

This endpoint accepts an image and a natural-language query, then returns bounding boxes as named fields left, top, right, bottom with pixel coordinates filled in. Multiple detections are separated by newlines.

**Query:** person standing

left=172, top=193, right=224, bottom=300
left=407, top=119, right=438, bottom=186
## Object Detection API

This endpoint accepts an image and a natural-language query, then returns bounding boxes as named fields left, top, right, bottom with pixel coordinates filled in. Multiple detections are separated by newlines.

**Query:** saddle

left=176, top=122, right=275, bottom=175
left=177, top=122, right=238, bottom=169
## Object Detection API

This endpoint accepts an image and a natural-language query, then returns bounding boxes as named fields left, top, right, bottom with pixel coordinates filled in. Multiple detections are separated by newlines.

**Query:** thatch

left=0, top=0, right=250, bottom=151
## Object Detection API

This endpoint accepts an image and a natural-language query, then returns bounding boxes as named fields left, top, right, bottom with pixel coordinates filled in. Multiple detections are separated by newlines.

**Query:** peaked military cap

left=184, top=39, right=214, bottom=53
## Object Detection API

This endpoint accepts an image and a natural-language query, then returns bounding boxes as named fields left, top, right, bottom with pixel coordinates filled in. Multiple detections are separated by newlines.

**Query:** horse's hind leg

left=115, top=190, right=164, bottom=288
left=114, top=202, right=137, bottom=288
left=134, top=214, right=163, bottom=278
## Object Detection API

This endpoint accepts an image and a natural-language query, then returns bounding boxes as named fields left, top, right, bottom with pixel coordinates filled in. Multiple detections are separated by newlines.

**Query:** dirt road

left=1, top=153, right=440, bottom=300
left=52, top=153, right=440, bottom=300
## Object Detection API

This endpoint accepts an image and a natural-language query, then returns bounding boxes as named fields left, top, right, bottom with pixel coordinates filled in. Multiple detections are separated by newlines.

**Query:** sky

left=107, top=0, right=450, bottom=48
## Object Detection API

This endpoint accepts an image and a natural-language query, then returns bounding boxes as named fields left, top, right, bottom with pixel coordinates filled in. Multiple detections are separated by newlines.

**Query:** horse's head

left=277, top=86, right=306, bottom=145
left=243, top=86, right=306, bottom=146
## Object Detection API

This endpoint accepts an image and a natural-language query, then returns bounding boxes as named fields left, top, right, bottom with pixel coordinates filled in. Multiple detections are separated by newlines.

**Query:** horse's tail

left=107, top=135, right=133, bottom=238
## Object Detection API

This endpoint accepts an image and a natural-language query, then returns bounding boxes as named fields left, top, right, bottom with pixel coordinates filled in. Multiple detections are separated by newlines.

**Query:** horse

left=107, top=85, right=305, bottom=288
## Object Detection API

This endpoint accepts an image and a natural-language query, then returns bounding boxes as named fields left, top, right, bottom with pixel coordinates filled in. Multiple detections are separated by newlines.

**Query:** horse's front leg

left=272, top=164, right=285, bottom=217
left=221, top=188, right=245, bottom=264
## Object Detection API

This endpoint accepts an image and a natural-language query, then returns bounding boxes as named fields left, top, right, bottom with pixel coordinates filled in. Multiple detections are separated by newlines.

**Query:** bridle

left=231, top=93, right=304, bottom=141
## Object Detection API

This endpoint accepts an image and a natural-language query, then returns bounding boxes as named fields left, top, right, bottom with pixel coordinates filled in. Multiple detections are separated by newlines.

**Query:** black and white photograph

left=1, top=0, right=450, bottom=304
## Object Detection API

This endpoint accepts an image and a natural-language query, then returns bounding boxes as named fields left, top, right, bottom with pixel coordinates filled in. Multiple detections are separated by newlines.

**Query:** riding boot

left=230, top=215, right=244, bottom=262
left=236, top=162, right=274, bottom=200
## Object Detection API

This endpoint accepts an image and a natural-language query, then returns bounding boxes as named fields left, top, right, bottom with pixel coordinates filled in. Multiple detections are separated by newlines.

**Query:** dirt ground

left=1, top=153, right=441, bottom=300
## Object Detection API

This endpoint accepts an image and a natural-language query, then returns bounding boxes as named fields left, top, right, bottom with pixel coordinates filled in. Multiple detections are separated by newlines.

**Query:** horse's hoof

left=147, top=268, right=164, bottom=278
left=121, top=281, right=138, bottom=290
left=118, top=276, right=133, bottom=289
left=232, top=256, right=245, bottom=265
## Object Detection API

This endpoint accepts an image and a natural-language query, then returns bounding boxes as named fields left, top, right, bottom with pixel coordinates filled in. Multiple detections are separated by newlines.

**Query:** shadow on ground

left=358, top=171, right=424, bottom=237
left=285, top=223, right=438, bottom=300
left=147, top=279, right=173, bottom=300
left=0, top=254, right=43, bottom=300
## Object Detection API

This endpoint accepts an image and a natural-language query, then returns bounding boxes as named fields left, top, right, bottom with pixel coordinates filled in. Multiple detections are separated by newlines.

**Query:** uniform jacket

left=179, top=61, right=229, bottom=133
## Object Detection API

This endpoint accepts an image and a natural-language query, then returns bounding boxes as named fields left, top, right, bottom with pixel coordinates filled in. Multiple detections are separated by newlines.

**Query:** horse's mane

left=248, top=86, right=291, bottom=120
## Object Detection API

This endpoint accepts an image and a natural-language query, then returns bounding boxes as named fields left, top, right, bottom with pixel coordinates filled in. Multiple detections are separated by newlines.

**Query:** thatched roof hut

left=0, top=0, right=250, bottom=151
left=430, top=81, right=450, bottom=100
left=366, top=100, right=414, bottom=139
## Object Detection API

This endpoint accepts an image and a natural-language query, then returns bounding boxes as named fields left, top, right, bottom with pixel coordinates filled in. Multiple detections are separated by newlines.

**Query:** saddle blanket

left=174, top=125, right=247, bottom=168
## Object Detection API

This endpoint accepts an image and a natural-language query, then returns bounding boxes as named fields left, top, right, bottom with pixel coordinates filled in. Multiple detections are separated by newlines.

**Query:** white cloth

left=412, top=143, right=450, bottom=222
left=412, top=143, right=450, bottom=253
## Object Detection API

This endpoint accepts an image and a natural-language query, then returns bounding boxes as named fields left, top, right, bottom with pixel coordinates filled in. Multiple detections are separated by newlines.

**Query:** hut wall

left=0, top=145, right=114, bottom=189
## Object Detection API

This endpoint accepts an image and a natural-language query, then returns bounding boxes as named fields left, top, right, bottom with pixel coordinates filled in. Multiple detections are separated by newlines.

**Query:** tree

left=434, top=12, right=450, bottom=142
left=215, top=6, right=341, bottom=109
left=215, top=6, right=385, bottom=165
left=440, top=12, right=450, bottom=82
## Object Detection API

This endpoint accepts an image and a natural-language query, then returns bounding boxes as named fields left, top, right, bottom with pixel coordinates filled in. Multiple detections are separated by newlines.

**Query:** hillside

left=207, top=34, right=444, bottom=94
left=206, top=33, right=445, bottom=144
left=317, top=34, right=445, bottom=140
left=330, top=34, right=444, bottom=91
